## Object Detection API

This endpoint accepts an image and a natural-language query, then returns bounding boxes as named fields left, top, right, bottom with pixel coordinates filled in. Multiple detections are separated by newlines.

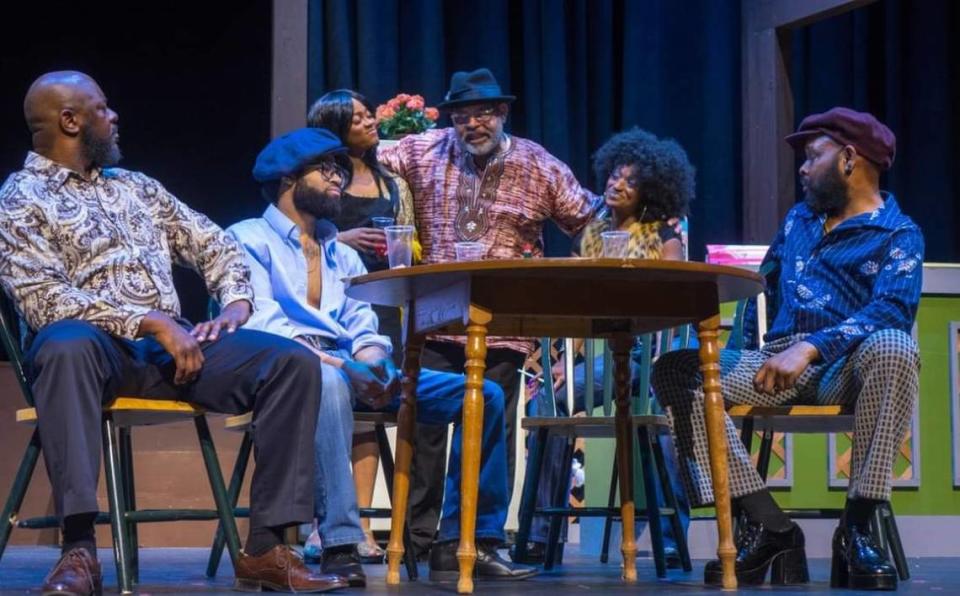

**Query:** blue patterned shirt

left=743, top=193, right=923, bottom=364
left=226, top=204, right=392, bottom=356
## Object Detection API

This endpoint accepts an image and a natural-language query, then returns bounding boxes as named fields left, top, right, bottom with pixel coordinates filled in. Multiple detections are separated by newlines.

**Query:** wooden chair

left=725, top=260, right=910, bottom=580
left=0, top=295, right=242, bottom=594
left=202, top=298, right=418, bottom=579
left=514, top=334, right=692, bottom=578
left=204, top=410, right=419, bottom=579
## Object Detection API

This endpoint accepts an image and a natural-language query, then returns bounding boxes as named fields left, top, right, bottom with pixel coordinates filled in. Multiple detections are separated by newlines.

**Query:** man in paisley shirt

left=378, top=67, right=598, bottom=557
left=0, top=72, right=345, bottom=594
left=652, top=107, right=923, bottom=590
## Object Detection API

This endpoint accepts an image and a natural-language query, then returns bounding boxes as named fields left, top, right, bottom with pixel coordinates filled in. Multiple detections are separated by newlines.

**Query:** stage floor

left=0, top=545, right=952, bottom=594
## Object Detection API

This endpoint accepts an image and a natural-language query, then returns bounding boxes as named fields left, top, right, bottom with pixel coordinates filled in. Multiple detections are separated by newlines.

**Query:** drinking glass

left=600, top=230, right=630, bottom=258
left=454, top=241, right=486, bottom=261
left=371, top=217, right=394, bottom=258
left=384, top=225, right=414, bottom=268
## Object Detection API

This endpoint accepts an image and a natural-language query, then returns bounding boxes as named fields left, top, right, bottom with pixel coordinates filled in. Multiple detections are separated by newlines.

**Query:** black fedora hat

left=437, top=68, right=516, bottom=110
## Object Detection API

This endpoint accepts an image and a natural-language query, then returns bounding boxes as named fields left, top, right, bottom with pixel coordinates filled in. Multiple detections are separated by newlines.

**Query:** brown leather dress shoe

left=41, top=547, right=102, bottom=596
left=235, top=545, right=349, bottom=592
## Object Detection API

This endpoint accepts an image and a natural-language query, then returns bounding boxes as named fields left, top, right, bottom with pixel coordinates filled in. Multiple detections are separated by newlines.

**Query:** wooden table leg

left=611, top=334, right=637, bottom=582
left=698, top=315, right=737, bottom=590
left=385, top=332, right=424, bottom=585
left=457, top=304, right=492, bottom=594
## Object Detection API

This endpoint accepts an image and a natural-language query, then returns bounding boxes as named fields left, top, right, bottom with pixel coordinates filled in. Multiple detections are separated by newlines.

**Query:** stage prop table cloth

left=346, top=258, right=764, bottom=592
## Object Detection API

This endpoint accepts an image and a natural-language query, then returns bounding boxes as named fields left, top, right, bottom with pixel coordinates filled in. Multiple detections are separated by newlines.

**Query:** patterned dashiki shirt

left=380, top=128, right=598, bottom=354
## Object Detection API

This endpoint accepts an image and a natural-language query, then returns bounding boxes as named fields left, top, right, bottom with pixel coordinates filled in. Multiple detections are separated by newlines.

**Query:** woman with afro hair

left=515, top=127, right=695, bottom=565
left=578, top=127, right=694, bottom=260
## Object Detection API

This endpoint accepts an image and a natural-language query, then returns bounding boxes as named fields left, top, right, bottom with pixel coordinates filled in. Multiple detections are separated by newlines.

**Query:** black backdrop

left=309, top=0, right=960, bottom=262
left=308, top=0, right=743, bottom=259
left=1, top=1, right=958, bottom=323
left=1, top=2, right=272, bottom=321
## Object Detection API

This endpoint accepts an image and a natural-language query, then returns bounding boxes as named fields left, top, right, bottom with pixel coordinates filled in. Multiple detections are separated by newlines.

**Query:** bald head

left=24, top=71, right=121, bottom=170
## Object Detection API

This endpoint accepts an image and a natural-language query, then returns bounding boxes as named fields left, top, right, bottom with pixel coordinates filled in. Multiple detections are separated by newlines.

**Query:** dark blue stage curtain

left=791, top=0, right=960, bottom=262
left=306, top=0, right=741, bottom=258
left=308, top=0, right=958, bottom=261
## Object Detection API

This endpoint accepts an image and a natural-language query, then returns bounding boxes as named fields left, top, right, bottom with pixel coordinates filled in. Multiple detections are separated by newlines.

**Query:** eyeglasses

left=304, top=161, right=349, bottom=188
left=450, top=106, right=500, bottom=126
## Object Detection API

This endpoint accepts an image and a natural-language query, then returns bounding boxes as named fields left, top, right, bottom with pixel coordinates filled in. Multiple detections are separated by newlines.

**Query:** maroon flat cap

left=784, top=107, right=896, bottom=171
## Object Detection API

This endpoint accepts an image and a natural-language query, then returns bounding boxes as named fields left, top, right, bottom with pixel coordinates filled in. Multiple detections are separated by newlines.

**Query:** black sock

left=735, top=490, right=793, bottom=532
left=245, top=525, right=287, bottom=557
left=844, top=497, right=884, bottom=530
left=62, top=512, right=97, bottom=556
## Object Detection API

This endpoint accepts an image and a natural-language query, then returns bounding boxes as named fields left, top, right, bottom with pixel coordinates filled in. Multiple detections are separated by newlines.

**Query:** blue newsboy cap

left=252, top=127, right=346, bottom=182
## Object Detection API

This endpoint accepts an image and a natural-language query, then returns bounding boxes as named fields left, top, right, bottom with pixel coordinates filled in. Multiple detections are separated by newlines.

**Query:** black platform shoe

left=830, top=525, right=897, bottom=591
left=704, top=520, right=809, bottom=586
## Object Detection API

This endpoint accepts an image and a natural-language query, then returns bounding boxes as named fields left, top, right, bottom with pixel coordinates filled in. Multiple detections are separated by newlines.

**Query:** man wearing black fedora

left=379, top=67, right=598, bottom=566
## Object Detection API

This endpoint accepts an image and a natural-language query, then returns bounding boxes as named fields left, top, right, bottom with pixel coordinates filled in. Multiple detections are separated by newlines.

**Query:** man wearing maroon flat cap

left=652, top=107, right=923, bottom=590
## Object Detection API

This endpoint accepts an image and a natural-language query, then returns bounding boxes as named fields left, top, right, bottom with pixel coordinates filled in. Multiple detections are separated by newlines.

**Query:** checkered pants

left=650, top=329, right=919, bottom=506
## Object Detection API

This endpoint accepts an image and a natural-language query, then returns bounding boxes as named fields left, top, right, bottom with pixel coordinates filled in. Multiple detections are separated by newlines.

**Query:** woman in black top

left=307, top=89, right=416, bottom=562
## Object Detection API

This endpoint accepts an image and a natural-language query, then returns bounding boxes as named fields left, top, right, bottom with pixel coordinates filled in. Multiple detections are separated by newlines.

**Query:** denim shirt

left=227, top=204, right=392, bottom=356
left=743, top=193, right=924, bottom=364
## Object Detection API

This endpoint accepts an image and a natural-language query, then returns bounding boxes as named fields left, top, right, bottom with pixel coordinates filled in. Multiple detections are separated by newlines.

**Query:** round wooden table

left=346, top=258, right=764, bottom=592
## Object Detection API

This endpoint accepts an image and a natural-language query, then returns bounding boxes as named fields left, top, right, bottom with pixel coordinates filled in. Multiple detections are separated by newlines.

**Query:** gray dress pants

left=26, top=319, right=321, bottom=530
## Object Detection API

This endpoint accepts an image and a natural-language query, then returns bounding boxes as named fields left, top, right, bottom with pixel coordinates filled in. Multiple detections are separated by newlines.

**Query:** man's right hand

left=139, top=311, right=205, bottom=385
left=342, top=360, right=394, bottom=409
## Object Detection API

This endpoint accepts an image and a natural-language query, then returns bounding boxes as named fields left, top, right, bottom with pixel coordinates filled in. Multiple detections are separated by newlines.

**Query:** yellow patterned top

left=578, top=217, right=668, bottom=259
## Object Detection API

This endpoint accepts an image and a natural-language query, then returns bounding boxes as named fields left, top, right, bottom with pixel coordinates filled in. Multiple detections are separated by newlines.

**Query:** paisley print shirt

left=0, top=152, right=254, bottom=339
left=379, top=128, right=597, bottom=354
left=742, top=193, right=924, bottom=364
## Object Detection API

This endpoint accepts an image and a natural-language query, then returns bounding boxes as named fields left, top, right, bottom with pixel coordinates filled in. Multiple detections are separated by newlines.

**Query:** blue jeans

left=315, top=351, right=508, bottom=546
left=527, top=353, right=690, bottom=549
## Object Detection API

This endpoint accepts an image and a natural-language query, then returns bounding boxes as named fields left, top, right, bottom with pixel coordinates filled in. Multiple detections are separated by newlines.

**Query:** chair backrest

left=536, top=332, right=661, bottom=419
left=0, top=289, right=35, bottom=408
left=727, top=259, right=778, bottom=350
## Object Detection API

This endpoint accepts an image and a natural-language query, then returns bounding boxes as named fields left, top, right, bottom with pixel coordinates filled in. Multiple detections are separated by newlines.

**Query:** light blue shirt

left=227, top=204, right=392, bottom=356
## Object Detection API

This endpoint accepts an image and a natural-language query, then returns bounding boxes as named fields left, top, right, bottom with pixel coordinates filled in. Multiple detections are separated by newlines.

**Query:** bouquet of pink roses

left=376, top=93, right=440, bottom=139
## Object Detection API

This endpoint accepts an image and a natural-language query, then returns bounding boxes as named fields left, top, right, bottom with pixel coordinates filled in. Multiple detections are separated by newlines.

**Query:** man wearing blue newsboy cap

left=252, top=127, right=347, bottom=183
left=229, top=127, right=537, bottom=584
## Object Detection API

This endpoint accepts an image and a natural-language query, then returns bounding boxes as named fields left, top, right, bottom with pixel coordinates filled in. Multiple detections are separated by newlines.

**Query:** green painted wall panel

left=582, top=297, right=960, bottom=515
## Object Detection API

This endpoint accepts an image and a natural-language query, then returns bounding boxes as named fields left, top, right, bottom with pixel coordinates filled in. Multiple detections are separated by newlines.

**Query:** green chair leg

left=637, top=426, right=667, bottom=578
left=0, top=428, right=42, bottom=562
left=600, top=457, right=618, bottom=564
left=880, top=503, right=909, bottom=580
left=543, top=439, right=574, bottom=570
left=514, top=427, right=549, bottom=564
left=194, top=416, right=242, bottom=572
left=206, top=430, right=253, bottom=578
left=652, top=430, right=692, bottom=571
left=102, top=417, right=133, bottom=594
left=118, top=428, right=139, bottom=585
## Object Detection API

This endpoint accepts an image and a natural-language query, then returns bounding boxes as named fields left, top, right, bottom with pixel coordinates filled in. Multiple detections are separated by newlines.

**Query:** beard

left=458, top=122, right=504, bottom=157
left=80, top=126, right=122, bottom=168
left=292, top=179, right=342, bottom=220
left=461, top=134, right=500, bottom=156
left=804, top=159, right=849, bottom=216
